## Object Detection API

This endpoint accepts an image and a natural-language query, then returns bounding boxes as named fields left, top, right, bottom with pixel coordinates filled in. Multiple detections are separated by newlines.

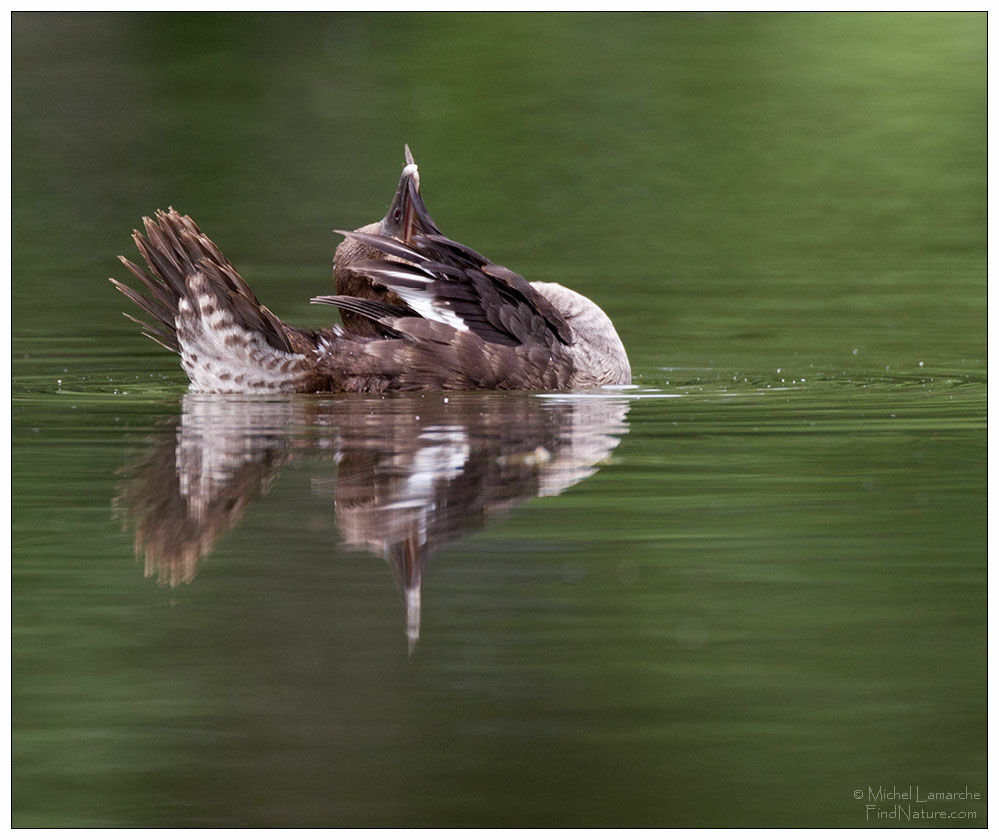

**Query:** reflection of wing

left=114, top=393, right=630, bottom=649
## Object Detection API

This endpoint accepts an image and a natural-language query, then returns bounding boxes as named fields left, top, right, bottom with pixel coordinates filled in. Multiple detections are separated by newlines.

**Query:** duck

left=111, top=146, right=630, bottom=393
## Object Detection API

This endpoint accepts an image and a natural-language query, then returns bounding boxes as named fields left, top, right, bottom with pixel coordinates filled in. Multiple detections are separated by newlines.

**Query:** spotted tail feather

left=111, top=209, right=328, bottom=393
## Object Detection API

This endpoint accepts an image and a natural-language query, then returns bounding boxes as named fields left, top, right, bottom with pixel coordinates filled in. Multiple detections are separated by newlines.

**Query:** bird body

left=112, top=147, right=630, bottom=393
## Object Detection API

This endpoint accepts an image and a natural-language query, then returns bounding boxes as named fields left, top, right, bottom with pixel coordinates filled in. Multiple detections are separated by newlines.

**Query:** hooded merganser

left=111, top=146, right=630, bottom=393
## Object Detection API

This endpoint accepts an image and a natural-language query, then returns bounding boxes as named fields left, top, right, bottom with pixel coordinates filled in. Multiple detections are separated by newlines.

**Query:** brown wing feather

left=340, top=229, right=574, bottom=349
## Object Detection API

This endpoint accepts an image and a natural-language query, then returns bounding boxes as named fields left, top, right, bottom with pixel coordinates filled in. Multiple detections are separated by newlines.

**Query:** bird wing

left=333, top=229, right=574, bottom=349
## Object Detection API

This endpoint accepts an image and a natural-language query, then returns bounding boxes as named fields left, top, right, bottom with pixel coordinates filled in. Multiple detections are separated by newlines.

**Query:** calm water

left=12, top=13, right=986, bottom=827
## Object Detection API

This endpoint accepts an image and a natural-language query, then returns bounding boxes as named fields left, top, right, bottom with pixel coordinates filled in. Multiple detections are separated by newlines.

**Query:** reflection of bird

left=113, top=393, right=630, bottom=650
left=111, top=146, right=630, bottom=393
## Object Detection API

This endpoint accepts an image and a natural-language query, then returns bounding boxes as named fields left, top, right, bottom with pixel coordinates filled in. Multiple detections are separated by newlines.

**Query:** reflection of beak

left=381, top=144, right=440, bottom=243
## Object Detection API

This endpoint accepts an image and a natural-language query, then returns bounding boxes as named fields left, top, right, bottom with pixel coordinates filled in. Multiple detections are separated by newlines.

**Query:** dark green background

left=12, top=13, right=985, bottom=827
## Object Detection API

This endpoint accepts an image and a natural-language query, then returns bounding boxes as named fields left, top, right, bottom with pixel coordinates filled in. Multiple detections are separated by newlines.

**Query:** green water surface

left=12, top=12, right=986, bottom=828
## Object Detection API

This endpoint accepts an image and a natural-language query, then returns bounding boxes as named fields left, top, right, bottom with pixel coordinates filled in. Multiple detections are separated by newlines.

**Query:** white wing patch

left=390, top=285, right=469, bottom=332
left=367, top=264, right=470, bottom=333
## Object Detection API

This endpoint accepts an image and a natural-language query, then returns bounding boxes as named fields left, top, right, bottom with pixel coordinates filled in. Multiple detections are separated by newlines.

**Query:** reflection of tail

left=111, top=209, right=330, bottom=393
left=112, top=396, right=299, bottom=584
left=113, top=435, right=288, bottom=587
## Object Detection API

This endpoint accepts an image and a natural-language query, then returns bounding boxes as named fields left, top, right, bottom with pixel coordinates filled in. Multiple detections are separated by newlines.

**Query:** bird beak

left=381, top=144, right=440, bottom=243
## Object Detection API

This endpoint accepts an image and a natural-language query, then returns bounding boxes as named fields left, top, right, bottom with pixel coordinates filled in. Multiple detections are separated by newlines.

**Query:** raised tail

left=111, top=209, right=328, bottom=393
